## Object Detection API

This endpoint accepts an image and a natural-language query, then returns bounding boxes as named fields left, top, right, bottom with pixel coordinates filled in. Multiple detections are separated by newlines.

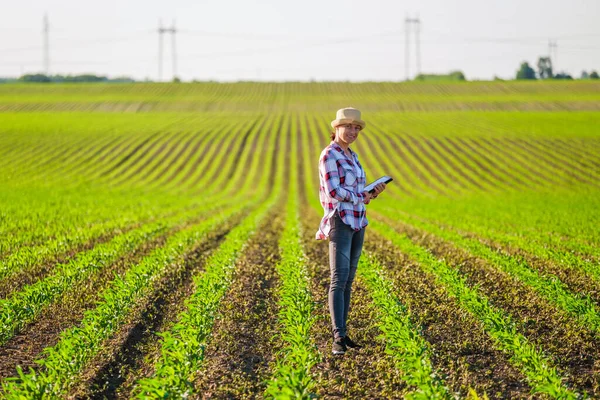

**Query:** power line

left=405, top=14, right=421, bottom=80
left=158, top=19, right=177, bottom=81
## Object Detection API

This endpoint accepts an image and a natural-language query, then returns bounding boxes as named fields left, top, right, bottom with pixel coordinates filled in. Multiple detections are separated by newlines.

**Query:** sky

left=1, top=0, right=599, bottom=82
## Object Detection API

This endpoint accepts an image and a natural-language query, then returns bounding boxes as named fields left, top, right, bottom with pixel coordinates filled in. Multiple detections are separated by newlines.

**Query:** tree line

left=12, top=74, right=135, bottom=83
left=516, top=57, right=598, bottom=80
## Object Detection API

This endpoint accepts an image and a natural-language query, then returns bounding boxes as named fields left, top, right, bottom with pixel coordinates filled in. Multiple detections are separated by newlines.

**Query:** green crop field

left=0, top=81, right=599, bottom=399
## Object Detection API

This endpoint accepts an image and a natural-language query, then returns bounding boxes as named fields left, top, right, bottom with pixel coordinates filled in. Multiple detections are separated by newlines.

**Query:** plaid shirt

left=316, top=141, right=370, bottom=240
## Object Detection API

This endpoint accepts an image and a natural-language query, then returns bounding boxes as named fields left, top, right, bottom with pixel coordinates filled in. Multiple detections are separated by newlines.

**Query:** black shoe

left=343, top=335, right=362, bottom=349
left=332, top=338, right=347, bottom=355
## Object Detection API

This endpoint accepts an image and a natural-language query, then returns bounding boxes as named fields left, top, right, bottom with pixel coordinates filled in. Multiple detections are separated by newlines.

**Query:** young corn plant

left=376, top=208, right=600, bottom=335
left=0, top=203, right=248, bottom=399
left=133, top=194, right=278, bottom=398
left=0, top=197, right=241, bottom=346
left=264, top=195, right=320, bottom=399
left=370, top=220, right=581, bottom=399
left=358, top=253, right=452, bottom=399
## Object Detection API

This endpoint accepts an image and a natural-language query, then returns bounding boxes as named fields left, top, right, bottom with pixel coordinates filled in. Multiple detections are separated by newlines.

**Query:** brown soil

left=0, top=223, right=139, bottom=299
left=504, top=138, right=598, bottom=187
left=421, top=137, right=484, bottom=191
left=381, top=215, right=600, bottom=396
left=456, top=137, right=523, bottom=188
left=477, top=137, right=550, bottom=187
left=362, top=227, right=533, bottom=399
left=299, top=211, right=407, bottom=399
left=473, top=233, right=600, bottom=309
left=445, top=137, right=508, bottom=186
left=432, top=137, right=498, bottom=189
left=0, top=224, right=175, bottom=380
left=70, top=213, right=245, bottom=399
left=99, top=132, right=163, bottom=177
left=194, top=207, right=284, bottom=398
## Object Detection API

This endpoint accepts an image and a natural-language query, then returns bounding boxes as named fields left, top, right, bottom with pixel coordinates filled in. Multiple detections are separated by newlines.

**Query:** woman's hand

left=363, top=183, right=386, bottom=203
left=370, top=183, right=386, bottom=199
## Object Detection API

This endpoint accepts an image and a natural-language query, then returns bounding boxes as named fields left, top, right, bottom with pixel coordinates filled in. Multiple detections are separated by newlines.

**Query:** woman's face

left=336, top=123, right=362, bottom=145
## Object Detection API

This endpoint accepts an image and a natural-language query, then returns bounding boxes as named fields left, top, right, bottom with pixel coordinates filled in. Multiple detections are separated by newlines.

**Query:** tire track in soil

left=299, top=210, right=406, bottom=399
left=70, top=215, right=244, bottom=399
left=194, top=209, right=285, bottom=399
left=364, top=225, right=532, bottom=398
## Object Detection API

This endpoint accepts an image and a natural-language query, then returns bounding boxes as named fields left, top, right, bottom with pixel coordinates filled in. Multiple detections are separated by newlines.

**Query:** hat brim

left=331, top=118, right=366, bottom=130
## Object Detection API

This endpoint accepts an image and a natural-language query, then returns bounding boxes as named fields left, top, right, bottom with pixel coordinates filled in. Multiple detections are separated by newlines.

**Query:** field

left=0, top=81, right=599, bottom=399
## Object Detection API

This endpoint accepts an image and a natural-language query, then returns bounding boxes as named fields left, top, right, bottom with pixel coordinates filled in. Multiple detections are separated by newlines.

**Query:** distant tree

left=580, top=71, right=589, bottom=79
left=493, top=75, right=505, bottom=81
left=516, top=62, right=536, bottom=80
left=19, top=74, right=51, bottom=82
left=590, top=71, right=600, bottom=79
left=414, top=70, right=466, bottom=81
left=537, top=57, right=553, bottom=79
left=449, top=70, right=466, bottom=81
left=172, top=76, right=181, bottom=83
left=109, top=76, right=135, bottom=83
left=553, top=72, right=573, bottom=80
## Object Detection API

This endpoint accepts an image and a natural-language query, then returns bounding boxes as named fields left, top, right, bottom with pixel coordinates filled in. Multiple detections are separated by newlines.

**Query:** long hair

left=330, top=130, right=336, bottom=141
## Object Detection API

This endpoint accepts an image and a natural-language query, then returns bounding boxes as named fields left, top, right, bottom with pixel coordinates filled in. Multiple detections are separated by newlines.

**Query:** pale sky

left=1, top=0, right=599, bottom=81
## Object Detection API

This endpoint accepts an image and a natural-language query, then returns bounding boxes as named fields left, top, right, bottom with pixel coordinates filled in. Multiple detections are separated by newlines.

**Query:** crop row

left=0, top=197, right=256, bottom=398
left=2, top=82, right=600, bottom=113
left=132, top=116, right=286, bottom=397
left=371, top=220, right=580, bottom=398
left=381, top=205, right=600, bottom=329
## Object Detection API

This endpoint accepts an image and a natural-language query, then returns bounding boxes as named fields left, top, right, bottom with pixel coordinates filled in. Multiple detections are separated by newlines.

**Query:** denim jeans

left=328, top=210, right=365, bottom=339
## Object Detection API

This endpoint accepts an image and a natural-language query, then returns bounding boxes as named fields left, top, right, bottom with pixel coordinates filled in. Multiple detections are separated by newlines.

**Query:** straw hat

left=331, top=107, right=366, bottom=130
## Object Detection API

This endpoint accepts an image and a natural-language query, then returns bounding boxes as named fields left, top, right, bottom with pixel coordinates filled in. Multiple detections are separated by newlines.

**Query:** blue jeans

left=328, top=211, right=365, bottom=339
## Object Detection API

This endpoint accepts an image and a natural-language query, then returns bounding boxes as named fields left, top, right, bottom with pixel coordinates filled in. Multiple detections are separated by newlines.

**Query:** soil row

left=381, top=215, right=600, bottom=395
left=0, top=212, right=243, bottom=396
left=299, top=207, right=406, bottom=399
left=194, top=207, right=285, bottom=398
left=70, top=214, right=244, bottom=399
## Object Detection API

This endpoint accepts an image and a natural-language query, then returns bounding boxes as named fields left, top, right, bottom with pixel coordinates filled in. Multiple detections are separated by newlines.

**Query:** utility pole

left=548, top=39, right=558, bottom=73
left=405, top=15, right=410, bottom=81
left=158, top=19, right=164, bottom=81
left=157, top=19, right=178, bottom=82
left=404, top=15, right=421, bottom=80
left=43, top=13, right=49, bottom=75
left=415, top=15, right=421, bottom=77
left=171, top=20, right=177, bottom=79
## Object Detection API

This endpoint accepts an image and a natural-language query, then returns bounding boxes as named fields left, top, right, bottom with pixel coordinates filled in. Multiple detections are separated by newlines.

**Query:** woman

left=315, top=107, right=386, bottom=355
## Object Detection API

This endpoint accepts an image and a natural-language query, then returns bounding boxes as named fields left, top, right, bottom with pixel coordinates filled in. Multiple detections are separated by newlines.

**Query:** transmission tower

left=43, top=13, right=49, bottom=75
left=404, top=15, right=421, bottom=80
left=548, top=39, right=558, bottom=72
left=158, top=19, right=178, bottom=81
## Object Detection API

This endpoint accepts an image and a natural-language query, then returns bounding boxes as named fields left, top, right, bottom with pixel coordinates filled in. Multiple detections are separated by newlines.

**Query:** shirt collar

left=330, top=141, right=355, bottom=159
